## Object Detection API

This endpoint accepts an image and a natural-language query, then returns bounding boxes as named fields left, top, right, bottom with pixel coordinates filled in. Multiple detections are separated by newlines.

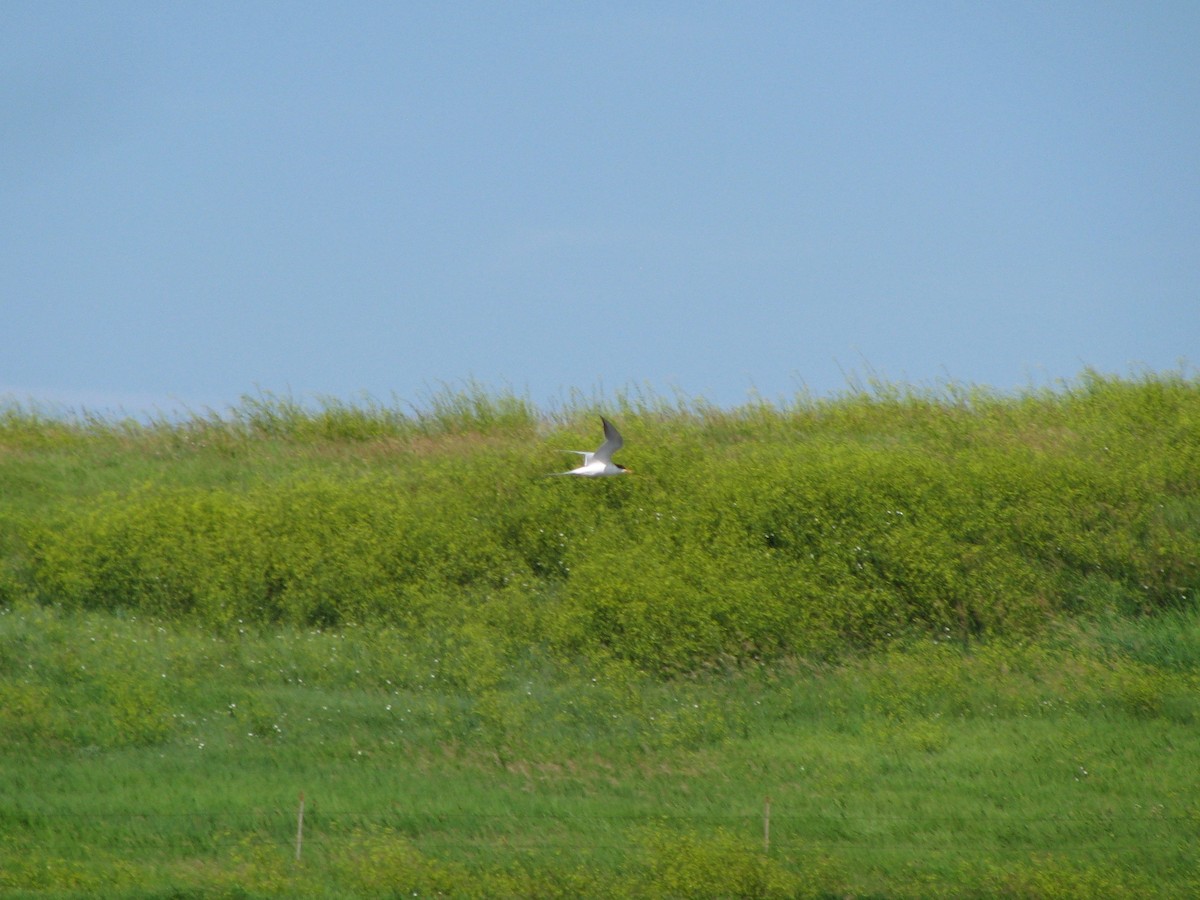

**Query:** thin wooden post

left=295, top=792, right=305, bottom=862
left=763, top=795, right=771, bottom=854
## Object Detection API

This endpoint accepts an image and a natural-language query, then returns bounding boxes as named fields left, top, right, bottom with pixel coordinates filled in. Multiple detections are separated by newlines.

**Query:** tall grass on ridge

left=4, top=371, right=1198, bottom=673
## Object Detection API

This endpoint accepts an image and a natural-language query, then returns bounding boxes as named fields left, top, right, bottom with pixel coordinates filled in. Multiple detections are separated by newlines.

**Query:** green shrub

left=27, top=476, right=527, bottom=631
left=12, top=374, right=1200, bottom=673
left=629, top=827, right=838, bottom=899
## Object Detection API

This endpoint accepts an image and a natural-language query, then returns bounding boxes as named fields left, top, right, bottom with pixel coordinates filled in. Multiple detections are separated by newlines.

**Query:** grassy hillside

left=5, top=372, right=1198, bottom=666
left=2, top=371, right=1199, bottom=896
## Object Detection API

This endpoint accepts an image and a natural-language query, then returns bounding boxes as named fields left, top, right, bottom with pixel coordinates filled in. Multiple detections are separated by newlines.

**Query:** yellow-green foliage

left=7, top=372, right=1200, bottom=674
left=629, top=827, right=839, bottom=899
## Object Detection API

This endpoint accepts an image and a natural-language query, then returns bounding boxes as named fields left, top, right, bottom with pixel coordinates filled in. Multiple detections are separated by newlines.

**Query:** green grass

left=2, top=371, right=1200, bottom=896
left=2, top=602, right=1197, bottom=897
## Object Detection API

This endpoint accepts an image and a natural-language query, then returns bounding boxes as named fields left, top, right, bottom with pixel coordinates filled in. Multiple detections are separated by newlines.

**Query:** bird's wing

left=592, top=416, right=624, bottom=464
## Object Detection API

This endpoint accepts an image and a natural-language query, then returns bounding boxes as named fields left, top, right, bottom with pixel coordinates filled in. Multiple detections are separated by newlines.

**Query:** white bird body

left=555, top=416, right=630, bottom=476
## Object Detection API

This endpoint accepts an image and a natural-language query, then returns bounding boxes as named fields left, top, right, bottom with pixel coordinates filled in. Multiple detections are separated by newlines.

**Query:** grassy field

left=2, top=372, right=1199, bottom=897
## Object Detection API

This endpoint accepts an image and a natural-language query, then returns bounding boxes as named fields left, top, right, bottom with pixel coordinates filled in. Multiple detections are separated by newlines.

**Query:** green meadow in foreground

left=1, top=371, right=1198, bottom=897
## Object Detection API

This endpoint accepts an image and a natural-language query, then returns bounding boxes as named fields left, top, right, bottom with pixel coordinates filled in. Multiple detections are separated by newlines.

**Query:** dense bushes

left=7, top=373, right=1200, bottom=673
left=28, top=475, right=525, bottom=629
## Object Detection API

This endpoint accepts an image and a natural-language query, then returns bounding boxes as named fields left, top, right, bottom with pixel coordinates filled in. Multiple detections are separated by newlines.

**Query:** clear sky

left=4, top=2, right=1197, bottom=416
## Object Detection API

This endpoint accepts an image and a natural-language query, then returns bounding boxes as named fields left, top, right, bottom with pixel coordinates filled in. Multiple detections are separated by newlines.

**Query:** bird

left=554, top=416, right=631, bottom=476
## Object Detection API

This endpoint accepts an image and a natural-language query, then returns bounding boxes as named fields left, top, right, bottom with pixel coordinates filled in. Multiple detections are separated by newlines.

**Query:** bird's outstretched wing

left=592, top=416, right=623, bottom=464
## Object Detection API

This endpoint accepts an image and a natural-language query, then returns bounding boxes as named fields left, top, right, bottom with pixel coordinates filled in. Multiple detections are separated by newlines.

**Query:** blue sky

left=3, top=2, right=1197, bottom=416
